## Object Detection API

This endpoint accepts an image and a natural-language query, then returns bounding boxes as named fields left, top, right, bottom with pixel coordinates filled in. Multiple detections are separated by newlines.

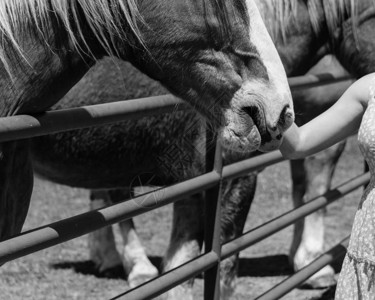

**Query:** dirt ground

left=0, top=136, right=363, bottom=299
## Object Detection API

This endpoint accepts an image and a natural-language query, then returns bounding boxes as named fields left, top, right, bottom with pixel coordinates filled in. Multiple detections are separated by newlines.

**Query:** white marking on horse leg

left=88, top=190, right=122, bottom=272
left=293, top=209, right=335, bottom=288
left=290, top=159, right=328, bottom=271
left=163, top=197, right=203, bottom=300
left=220, top=256, right=238, bottom=300
left=118, top=219, right=159, bottom=288
left=163, top=240, right=199, bottom=300
left=290, top=143, right=345, bottom=287
left=293, top=211, right=325, bottom=270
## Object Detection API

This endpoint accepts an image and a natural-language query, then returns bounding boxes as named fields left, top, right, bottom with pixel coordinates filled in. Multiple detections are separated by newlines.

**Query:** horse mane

left=0, top=0, right=245, bottom=74
left=204, top=0, right=248, bottom=47
left=259, top=0, right=299, bottom=42
left=308, top=0, right=355, bottom=41
left=0, top=0, right=143, bottom=71
left=262, top=0, right=371, bottom=46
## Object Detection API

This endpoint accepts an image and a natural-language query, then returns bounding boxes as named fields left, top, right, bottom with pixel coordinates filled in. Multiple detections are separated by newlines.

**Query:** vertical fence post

left=203, top=124, right=223, bottom=300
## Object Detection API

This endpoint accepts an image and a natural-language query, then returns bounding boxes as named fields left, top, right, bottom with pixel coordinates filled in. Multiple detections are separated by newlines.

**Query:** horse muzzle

left=219, top=102, right=294, bottom=153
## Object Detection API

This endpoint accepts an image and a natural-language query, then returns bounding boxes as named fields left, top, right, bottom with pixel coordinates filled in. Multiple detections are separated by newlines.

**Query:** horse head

left=131, top=0, right=294, bottom=152
left=0, top=0, right=294, bottom=154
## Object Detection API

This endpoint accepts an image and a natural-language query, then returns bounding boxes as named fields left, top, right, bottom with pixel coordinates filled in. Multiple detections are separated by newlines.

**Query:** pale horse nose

left=239, top=103, right=293, bottom=141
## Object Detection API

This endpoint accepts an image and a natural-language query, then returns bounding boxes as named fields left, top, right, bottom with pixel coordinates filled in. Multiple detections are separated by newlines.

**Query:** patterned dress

left=335, top=79, right=375, bottom=299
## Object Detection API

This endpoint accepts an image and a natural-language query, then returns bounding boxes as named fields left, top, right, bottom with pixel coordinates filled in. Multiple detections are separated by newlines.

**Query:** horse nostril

left=241, top=106, right=260, bottom=129
left=241, top=106, right=258, bottom=118
left=240, top=105, right=267, bottom=138
left=278, top=104, right=291, bottom=128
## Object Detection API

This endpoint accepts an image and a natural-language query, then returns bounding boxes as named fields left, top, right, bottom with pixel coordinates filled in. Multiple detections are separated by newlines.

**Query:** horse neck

left=275, top=37, right=329, bottom=77
left=0, top=0, right=145, bottom=117
left=256, top=0, right=330, bottom=76
left=331, top=0, right=375, bottom=76
left=305, top=0, right=375, bottom=76
left=0, top=41, right=91, bottom=117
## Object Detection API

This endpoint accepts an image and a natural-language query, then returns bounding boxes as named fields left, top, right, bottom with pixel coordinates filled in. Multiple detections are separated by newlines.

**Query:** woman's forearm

left=279, top=123, right=306, bottom=159
left=279, top=73, right=372, bottom=160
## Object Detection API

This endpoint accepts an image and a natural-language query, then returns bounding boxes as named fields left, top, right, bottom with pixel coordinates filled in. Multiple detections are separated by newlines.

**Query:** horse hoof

left=300, top=266, right=336, bottom=289
left=128, top=262, right=159, bottom=288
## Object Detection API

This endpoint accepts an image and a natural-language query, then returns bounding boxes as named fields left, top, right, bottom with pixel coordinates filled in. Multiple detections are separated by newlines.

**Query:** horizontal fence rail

left=0, top=171, right=220, bottom=264
left=288, top=73, right=353, bottom=90
left=0, top=148, right=289, bottom=265
left=221, top=172, right=370, bottom=260
left=223, top=151, right=284, bottom=180
left=0, top=95, right=186, bottom=142
left=0, top=74, right=353, bottom=142
left=116, top=173, right=367, bottom=299
left=0, top=73, right=358, bottom=299
left=113, top=252, right=220, bottom=300
left=255, top=236, right=350, bottom=300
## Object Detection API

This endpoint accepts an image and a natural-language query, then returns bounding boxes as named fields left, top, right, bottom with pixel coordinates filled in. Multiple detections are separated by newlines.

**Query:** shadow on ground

left=238, top=253, right=344, bottom=278
left=311, top=286, right=336, bottom=300
left=51, top=256, right=163, bottom=280
left=238, top=255, right=294, bottom=277
left=238, top=254, right=342, bottom=299
left=50, top=252, right=343, bottom=300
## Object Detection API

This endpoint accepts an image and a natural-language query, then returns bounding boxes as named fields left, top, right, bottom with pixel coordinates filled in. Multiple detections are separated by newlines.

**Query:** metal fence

left=0, top=72, right=362, bottom=300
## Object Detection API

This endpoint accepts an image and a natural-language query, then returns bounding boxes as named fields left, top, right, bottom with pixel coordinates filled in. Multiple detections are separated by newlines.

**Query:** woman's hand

left=279, top=73, right=375, bottom=159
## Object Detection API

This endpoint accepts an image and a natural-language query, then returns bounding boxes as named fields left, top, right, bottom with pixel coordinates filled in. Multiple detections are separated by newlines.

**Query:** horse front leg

left=116, top=215, right=159, bottom=288
left=0, top=141, right=33, bottom=240
left=163, top=194, right=204, bottom=300
left=289, top=141, right=346, bottom=288
left=220, top=174, right=257, bottom=299
left=89, top=189, right=158, bottom=286
left=88, top=190, right=123, bottom=275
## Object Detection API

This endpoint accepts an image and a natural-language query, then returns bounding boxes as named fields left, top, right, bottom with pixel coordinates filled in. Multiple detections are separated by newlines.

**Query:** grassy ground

left=0, top=136, right=363, bottom=300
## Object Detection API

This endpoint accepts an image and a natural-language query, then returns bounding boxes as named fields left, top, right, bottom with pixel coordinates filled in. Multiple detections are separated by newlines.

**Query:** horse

left=31, top=0, right=375, bottom=298
left=0, top=0, right=294, bottom=299
left=0, top=0, right=293, bottom=247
